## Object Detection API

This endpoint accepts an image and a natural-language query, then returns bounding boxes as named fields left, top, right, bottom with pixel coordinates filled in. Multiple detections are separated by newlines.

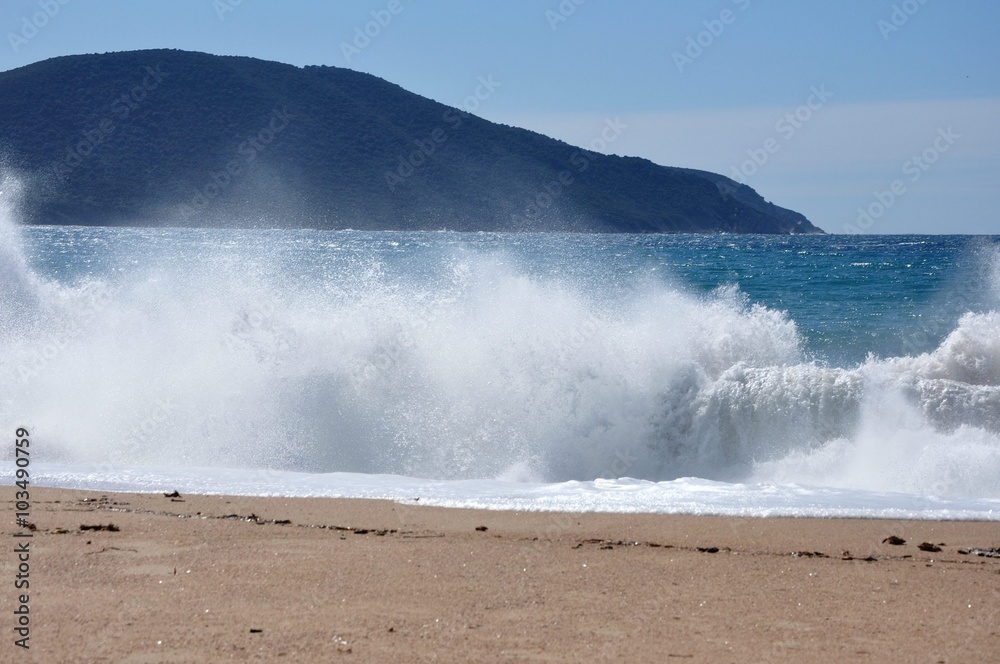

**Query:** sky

left=2, top=0, right=999, bottom=234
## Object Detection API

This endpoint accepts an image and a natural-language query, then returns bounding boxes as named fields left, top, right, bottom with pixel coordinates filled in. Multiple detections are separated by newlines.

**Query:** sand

left=2, top=486, right=998, bottom=662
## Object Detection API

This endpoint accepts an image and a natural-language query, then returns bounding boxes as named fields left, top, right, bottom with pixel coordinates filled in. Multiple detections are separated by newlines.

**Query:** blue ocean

left=2, top=207, right=999, bottom=519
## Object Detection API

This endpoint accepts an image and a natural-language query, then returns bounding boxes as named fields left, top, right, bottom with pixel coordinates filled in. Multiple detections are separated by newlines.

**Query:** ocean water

left=2, top=199, right=999, bottom=518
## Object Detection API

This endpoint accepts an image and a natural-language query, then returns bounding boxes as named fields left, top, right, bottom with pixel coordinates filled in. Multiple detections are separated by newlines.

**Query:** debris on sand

left=79, top=524, right=120, bottom=532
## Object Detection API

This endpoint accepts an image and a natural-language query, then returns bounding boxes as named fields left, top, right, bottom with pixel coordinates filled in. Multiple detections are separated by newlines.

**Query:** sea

left=2, top=206, right=999, bottom=520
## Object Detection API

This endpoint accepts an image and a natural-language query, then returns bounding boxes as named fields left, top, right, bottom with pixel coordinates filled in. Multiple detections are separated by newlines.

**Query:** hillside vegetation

left=0, top=49, right=823, bottom=233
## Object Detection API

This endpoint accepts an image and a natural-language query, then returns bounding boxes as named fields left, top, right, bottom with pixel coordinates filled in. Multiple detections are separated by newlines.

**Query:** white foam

left=1, top=192, right=998, bottom=512
left=6, top=462, right=997, bottom=520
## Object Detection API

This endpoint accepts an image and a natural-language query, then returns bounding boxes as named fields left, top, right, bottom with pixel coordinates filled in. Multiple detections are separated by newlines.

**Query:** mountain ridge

left=0, top=49, right=824, bottom=234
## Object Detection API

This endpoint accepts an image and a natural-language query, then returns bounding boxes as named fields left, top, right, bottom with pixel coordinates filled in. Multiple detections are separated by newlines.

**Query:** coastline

left=3, top=487, right=998, bottom=662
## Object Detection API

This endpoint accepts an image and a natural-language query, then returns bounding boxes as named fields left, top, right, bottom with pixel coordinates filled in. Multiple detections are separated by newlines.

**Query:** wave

left=1, top=198, right=998, bottom=500
left=0, top=176, right=42, bottom=329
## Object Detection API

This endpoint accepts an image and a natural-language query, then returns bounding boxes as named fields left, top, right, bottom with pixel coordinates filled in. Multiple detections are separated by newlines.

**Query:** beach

left=2, top=487, right=998, bottom=662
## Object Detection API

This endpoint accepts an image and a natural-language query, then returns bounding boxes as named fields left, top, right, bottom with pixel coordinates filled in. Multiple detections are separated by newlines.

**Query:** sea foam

left=1, top=189, right=998, bottom=516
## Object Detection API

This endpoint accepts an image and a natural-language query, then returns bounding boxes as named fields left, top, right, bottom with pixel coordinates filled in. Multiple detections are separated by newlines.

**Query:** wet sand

left=2, top=487, right=998, bottom=662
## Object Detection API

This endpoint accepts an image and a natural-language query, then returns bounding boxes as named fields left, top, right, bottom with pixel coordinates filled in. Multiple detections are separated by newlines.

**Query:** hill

left=0, top=50, right=823, bottom=233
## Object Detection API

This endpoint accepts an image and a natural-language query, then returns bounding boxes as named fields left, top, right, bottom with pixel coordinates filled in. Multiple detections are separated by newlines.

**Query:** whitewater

left=2, top=189, right=999, bottom=519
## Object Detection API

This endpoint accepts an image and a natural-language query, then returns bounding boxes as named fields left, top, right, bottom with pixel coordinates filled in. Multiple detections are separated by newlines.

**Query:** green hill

left=0, top=49, right=823, bottom=233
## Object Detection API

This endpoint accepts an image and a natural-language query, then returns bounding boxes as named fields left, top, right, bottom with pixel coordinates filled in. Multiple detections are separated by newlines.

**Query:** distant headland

left=0, top=49, right=824, bottom=234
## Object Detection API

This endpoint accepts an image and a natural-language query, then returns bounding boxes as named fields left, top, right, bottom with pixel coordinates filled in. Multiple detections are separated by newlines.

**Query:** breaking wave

left=1, top=196, right=998, bottom=500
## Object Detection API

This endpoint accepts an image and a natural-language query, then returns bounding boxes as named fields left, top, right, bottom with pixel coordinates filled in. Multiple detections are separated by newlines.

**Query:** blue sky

left=3, top=0, right=998, bottom=234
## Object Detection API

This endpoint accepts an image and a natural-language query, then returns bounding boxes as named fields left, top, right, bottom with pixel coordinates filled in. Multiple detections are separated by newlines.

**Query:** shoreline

left=3, top=486, right=999, bottom=662
left=11, top=466, right=1000, bottom=521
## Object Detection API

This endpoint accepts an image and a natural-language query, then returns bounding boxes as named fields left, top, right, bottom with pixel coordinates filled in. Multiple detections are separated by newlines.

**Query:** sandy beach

left=2, top=487, right=998, bottom=662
